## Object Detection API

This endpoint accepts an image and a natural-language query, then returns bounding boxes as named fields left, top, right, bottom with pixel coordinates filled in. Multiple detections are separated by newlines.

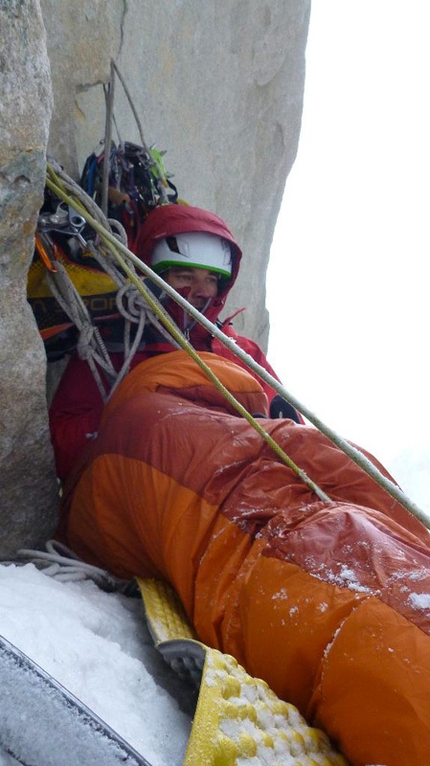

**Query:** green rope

left=44, top=165, right=430, bottom=529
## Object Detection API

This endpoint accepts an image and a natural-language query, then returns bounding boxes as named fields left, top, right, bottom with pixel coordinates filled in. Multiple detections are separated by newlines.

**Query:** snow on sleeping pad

left=0, top=633, right=151, bottom=766
left=138, top=578, right=349, bottom=766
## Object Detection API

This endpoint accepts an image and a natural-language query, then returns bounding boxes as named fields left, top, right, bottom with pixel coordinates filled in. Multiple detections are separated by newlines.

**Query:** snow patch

left=408, top=592, right=430, bottom=610
left=271, top=588, right=288, bottom=601
left=312, top=562, right=377, bottom=595
left=0, top=564, right=191, bottom=766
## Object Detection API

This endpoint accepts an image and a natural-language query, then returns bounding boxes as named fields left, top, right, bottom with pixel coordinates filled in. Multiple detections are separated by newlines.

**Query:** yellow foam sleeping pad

left=137, top=578, right=349, bottom=766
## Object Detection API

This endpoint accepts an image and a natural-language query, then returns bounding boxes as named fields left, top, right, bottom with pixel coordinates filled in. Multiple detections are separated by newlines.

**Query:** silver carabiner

left=67, top=204, right=86, bottom=231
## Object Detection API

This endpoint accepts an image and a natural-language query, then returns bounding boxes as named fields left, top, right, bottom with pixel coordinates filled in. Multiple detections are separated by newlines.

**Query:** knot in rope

left=116, top=283, right=149, bottom=324
left=76, top=323, right=94, bottom=355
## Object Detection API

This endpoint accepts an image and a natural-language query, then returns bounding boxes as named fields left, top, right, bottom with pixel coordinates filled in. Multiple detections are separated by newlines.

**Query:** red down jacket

left=60, top=351, right=430, bottom=766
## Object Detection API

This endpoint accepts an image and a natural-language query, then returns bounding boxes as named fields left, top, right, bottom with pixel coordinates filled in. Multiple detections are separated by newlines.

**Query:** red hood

left=133, top=204, right=243, bottom=347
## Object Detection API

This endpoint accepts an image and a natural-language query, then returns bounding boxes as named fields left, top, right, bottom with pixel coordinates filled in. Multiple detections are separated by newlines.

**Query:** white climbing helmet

left=151, top=232, right=233, bottom=278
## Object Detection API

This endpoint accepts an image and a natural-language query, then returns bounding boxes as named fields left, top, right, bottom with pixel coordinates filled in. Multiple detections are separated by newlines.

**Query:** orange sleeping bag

left=61, top=351, right=430, bottom=765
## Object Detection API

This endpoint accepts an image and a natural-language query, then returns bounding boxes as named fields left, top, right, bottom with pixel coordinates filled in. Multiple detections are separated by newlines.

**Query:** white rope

left=46, top=264, right=117, bottom=402
left=85, top=240, right=181, bottom=397
left=116, top=282, right=182, bottom=347
left=46, top=163, right=184, bottom=390
left=108, top=288, right=147, bottom=397
left=87, top=240, right=182, bottom=390
left=39, top=183, right=149, bottom=402
left=10, top=541, right=133, bottom=592
left=46, top=236, right=181, bottom=402
left=107, top=218, right=129, bottom=247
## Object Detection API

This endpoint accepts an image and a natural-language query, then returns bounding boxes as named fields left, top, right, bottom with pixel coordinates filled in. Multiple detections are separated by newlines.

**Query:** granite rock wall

left=0, top=0, right=58, bottom=555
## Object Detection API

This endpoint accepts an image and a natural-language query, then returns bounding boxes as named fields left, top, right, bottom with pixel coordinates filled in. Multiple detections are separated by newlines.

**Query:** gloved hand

left=143, top=277, right=166, bottom=301
left=269, top=394, right=301, bottom=423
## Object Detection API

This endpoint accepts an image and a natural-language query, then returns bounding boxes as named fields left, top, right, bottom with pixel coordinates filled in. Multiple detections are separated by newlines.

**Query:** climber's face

left=164, top=267, right=219, bottom=310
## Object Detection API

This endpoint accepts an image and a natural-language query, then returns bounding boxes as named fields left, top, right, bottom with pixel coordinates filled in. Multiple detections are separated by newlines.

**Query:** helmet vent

left=165, top=236, right=181, bottom=254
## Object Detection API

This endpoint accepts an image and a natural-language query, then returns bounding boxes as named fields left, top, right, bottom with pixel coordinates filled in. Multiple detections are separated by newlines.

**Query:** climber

left=49, top=203, right=301, bottom=482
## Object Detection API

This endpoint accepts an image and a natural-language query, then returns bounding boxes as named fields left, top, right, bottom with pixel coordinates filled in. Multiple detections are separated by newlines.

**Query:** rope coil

left=1, top=541, right=133, bottom=592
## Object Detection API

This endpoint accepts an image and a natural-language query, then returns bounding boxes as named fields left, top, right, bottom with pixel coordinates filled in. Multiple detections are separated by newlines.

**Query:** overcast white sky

left=267, top=1, right=430, bottom=480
